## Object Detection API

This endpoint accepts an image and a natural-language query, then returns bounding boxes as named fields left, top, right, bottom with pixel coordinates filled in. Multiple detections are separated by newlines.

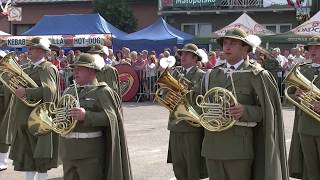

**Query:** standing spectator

left=204, top=51, right=217, bottom=69
left=215, top=51, right=226, bottom=67
left=291, top=47, right=305, bottom=64
left=141, top=50, right=148, bottom=61
left=57, top=49, right=67, bottom=68
left=283, top=49, right=290, bottom=58
left=272, top=47, right=288, bottom=68
left=130, top=51, right=138, bottom=65
left=122, top=47, right=131, bottom=64
left=114, top=51, right=126, bottom=65
left=143, top=55, right=158, bottom=99
left=163, top=50, right=170, bottom=58
left=304, top=50, right=312, bottom=63
left=74, top=49, right=82, bottom=62
left=283, top=54, right=296, bottom=77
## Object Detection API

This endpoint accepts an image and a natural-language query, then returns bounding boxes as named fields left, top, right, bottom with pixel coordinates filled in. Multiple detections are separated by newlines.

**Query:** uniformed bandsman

left=87, top=44, right=121, bottom=95
left=60, top=53, right=132, bottom=180
left=9, top=37, right=59, bottom=180
left=166, top=43, right=208, bottom=180
left=201, top=28, right=288, bottom=180
left=0, top=50, right=10, bottom=171
left=289, top=36, right=320, bottom=180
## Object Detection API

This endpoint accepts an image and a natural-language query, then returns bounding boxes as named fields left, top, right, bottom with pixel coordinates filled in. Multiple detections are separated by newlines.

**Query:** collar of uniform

left=31, top=57, right=46, bottom=68
left=227, top=59, right=244, bottom=70
left=185, top=66, right=194, bottom=74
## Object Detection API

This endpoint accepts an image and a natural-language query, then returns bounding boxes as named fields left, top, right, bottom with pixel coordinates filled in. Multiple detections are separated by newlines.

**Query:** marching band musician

left=61, top=53, right=132, bottom=180
left=289, top=36, right=320, bottom=180
left=200, top=28, right=288, bottom=180
left=8, top=37, right=59, bottom=180
left=0, top=50, right=10, bottom=171
left=166, top=43, right=208, bottom=180
left=87, top=44, right=121, bottom=96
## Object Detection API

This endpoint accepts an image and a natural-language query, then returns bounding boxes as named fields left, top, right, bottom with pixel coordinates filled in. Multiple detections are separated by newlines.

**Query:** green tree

left=94, top=0, right=138, bottom=33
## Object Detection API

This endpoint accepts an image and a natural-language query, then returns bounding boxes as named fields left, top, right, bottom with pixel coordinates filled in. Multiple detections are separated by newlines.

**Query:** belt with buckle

left=62, top=131, right=103, bottom=139
left=235, top=122, right=257, bottom=127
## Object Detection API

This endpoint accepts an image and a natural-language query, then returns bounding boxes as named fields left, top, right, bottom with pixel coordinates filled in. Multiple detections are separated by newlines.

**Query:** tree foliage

left=94, top=0, right=138, bottom=33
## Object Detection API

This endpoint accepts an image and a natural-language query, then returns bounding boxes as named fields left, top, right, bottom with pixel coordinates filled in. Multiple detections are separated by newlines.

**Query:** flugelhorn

left=0, top=52, right=41, bottom=107
left=284, top=64, right=320, bottom=122
left=28, top=81, right=79, bottom=136
left=154, top=68, right=201, bottom=127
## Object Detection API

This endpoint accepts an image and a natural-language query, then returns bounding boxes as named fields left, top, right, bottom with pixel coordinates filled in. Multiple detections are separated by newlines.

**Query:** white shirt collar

left=226, top=59, right=244, bottom=70
left=185, top=66, right=194, bottom=74
left=31, top=57, right=46, bottom=68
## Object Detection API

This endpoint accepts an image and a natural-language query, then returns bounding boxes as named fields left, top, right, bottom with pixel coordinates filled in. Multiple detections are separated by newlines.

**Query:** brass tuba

left=0, top=53, right=41, bottom=107
left=196, top=87, right=238, bottom=132
left=154, top=68, right=201, bottom=127
left=28, top=83, right=79, bottom=136
left=284, top=64, right=320, bottom=122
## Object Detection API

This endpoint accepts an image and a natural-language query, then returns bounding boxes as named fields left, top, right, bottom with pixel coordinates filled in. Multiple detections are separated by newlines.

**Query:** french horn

left=28, top=82, right=79, bottom=136
left=196, top=87, right=238, bottom=132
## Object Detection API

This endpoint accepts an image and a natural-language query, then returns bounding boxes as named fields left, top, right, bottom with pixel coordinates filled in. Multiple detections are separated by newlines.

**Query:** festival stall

left=262, top=11, right=320, bottom=44
left=213, top=13, right=275, bottom=37
left=113, top=18, right=193, bottom=52
left=1, top=13, right=128, bottom=48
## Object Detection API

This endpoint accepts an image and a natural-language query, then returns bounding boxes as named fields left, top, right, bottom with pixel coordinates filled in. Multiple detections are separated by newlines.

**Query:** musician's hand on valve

left=228, top=104, right=244, bottom=121
left=69, top=107, right=86, bottom=121
left=312, top=101, right=320, bottom=113
left=15, top=87, right=26, bottom=98
left=295, top=89, right=305, bottom=97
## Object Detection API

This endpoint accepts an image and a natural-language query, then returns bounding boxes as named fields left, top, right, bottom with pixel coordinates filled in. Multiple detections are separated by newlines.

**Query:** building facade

left=158, top=0, right=312, bottom=45
left=0, top=0, right=159, bottom=35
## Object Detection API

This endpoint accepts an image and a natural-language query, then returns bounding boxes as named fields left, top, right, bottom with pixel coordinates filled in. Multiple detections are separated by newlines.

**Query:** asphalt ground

left=0, top=102, right=297, bottom=180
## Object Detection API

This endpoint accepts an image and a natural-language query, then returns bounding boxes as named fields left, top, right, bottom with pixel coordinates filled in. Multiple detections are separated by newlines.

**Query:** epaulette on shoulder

left=248, top=59, right=264, bottom=76
left=213, top=63, right=225, bottom=69
left=97, top=82, right=108, bottom=87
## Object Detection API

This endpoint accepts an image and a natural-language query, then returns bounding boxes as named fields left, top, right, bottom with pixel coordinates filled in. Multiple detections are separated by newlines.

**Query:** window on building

left=263, top=24, right=292, bottom=33
left=14, top=24, right=34, bottom=35
left=181, top=23, right=212, bottom=37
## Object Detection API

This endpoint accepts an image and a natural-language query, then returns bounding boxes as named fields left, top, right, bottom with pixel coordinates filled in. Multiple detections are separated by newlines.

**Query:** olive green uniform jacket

left=202, top=60, right=288, bottom=180
left=288, top=64, right=320, bottom=179
left=166, top=66, right=208, bottom=179
left=96, top=65, right=120, bottom=96
left=62, top=82, right=132, bottom=180
left=8, top=61, right=59, bottom=172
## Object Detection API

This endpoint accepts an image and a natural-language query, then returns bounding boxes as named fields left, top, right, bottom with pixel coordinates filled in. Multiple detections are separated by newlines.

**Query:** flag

left=287, top=0, right=295, bottom=7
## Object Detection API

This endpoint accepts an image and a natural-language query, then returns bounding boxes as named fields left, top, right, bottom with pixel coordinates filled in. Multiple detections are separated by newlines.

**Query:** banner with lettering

left=0, top=34, right=112, bottom=48
left=172, top=0, right=216, bottom=7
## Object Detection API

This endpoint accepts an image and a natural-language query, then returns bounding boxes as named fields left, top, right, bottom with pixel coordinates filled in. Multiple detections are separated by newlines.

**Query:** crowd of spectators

left=11, top=44, right=310, bottom=102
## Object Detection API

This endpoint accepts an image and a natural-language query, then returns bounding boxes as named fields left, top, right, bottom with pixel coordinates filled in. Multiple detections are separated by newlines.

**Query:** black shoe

left=0, top=167, right=7, bottom=171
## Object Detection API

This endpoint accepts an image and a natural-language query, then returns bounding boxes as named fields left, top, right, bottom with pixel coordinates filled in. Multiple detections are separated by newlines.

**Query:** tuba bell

left=284, top=64, right=320, bottom=122
left=154, top=68, right=201, bottom=127
left=28, top=82, right=79, bottom=136
left=196, top=87, right=238, bottom=132
left=0, top=52, right=41, bottom=107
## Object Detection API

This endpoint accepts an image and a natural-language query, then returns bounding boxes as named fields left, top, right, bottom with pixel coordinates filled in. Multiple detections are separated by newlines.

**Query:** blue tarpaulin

left=114, top=18, right=193, bottom=52
left=22, top=13, right=127, bottom=38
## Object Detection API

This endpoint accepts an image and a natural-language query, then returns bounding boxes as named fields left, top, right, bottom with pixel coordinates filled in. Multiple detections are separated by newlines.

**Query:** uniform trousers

left=63, top=157, right=105, bottom=180
left=206, top=159, right=253, bottom=180
left=299, top=134, right=320, bottom=180
left=170, top=131, right=203, bottom=180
